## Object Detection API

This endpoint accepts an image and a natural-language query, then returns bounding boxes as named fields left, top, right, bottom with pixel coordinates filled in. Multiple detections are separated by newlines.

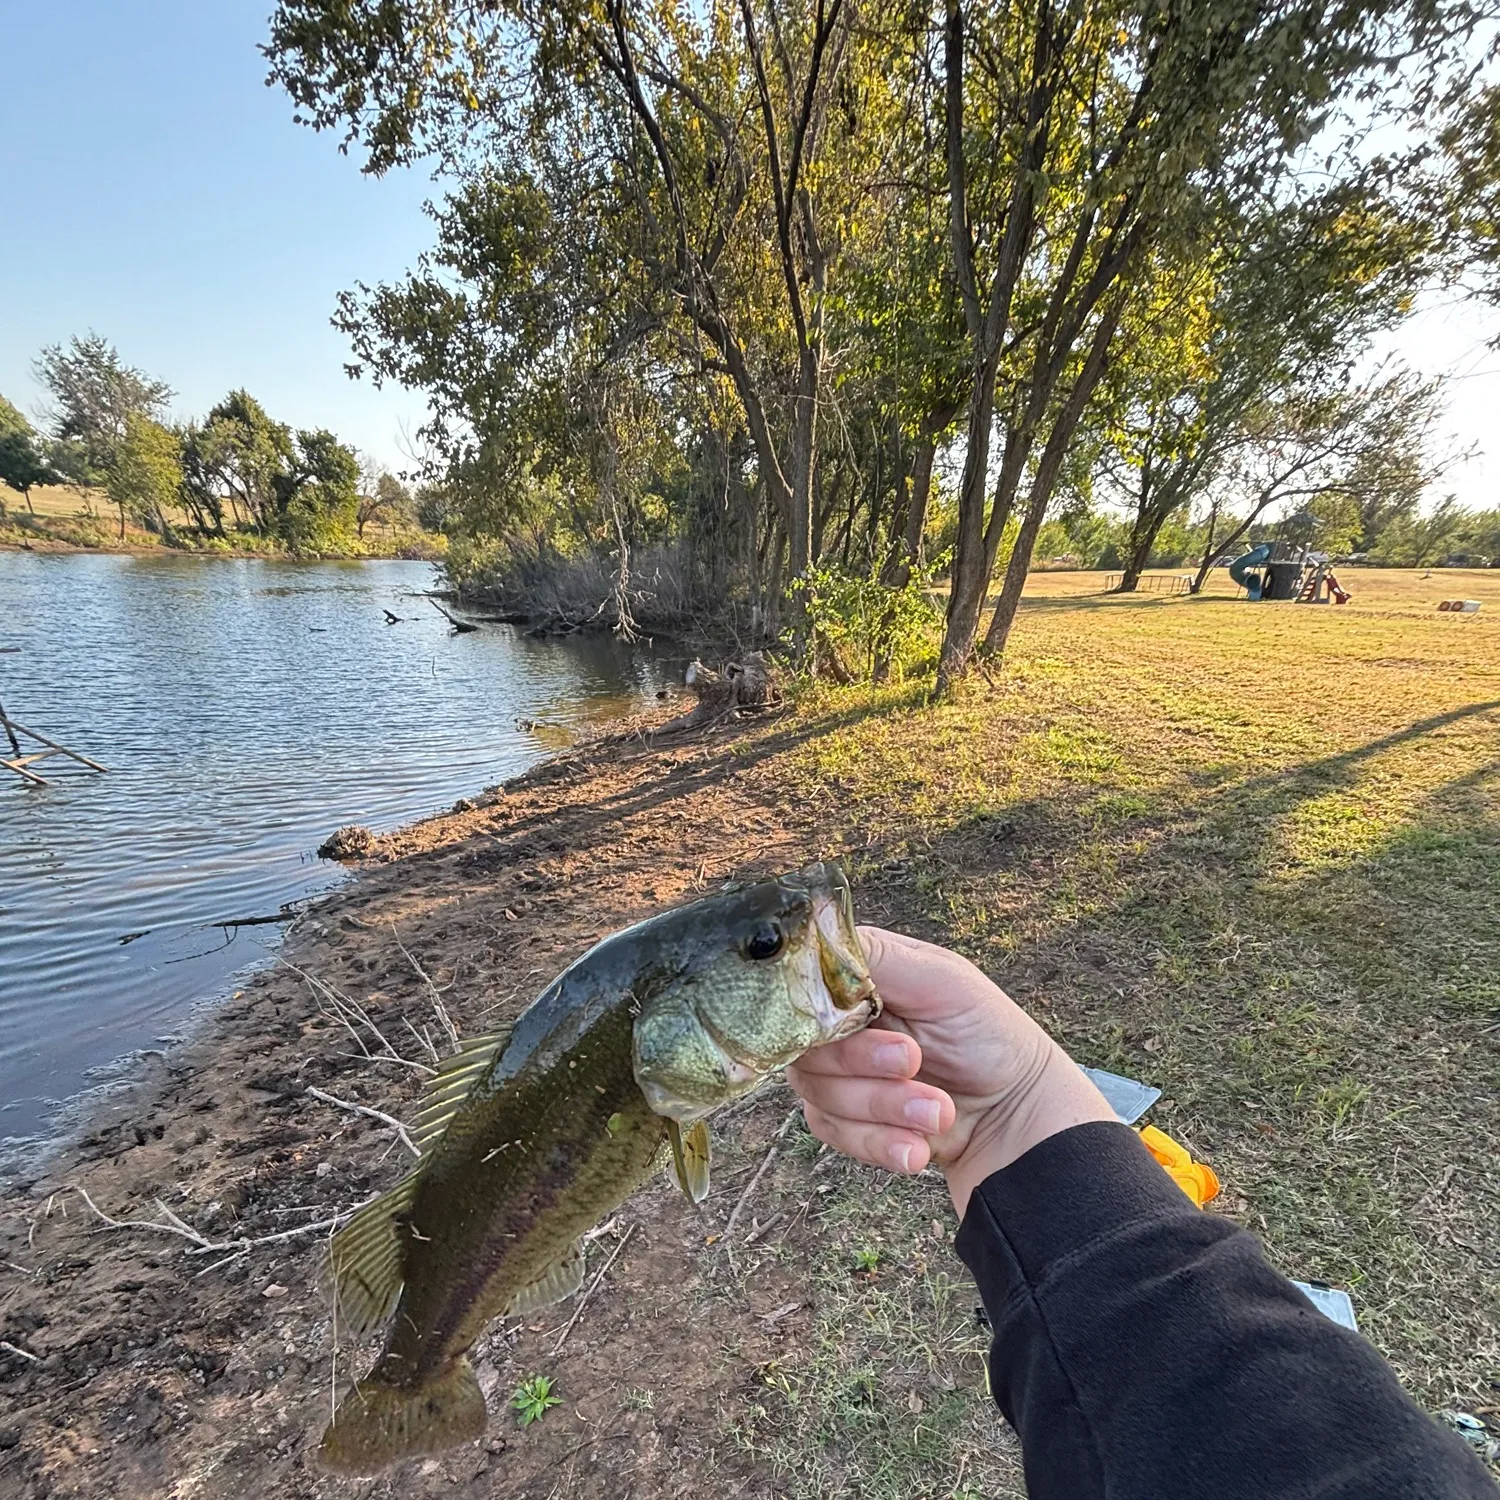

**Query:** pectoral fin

left=668, top=1118, right=711, bottom=1204
left=504, top=1241, right=585, bottom=1315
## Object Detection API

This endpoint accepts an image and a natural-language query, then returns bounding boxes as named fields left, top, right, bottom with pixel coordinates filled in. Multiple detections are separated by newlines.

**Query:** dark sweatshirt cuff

left=954, top=1119, right=1199, bottom=1294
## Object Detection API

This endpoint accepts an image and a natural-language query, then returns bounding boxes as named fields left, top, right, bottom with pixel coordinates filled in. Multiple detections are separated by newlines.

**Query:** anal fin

left=504, top=1241, right=585, bottom=1316
left=668, top=1118, right=711, bottom=1204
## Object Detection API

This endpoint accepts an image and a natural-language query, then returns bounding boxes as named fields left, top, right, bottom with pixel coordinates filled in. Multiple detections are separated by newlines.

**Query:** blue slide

left=1228, top=542, right=1273, bottom=601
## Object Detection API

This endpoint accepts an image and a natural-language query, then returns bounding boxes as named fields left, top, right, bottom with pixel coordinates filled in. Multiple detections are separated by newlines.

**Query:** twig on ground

left=306, top=1086, right=420, bottom=1158
left=725, top=1107, right=800, bottom=1238
left=76, top=1186, right=355, bottom=1258
left=0, top=1340, right=39, bottom=1362
left=548, top=1224, right=637, bottom=1355
left=392, top=925, right=460, bottom=1053
left=282, top=956, right=434, bottom=1076
left=3, top=1260, right=36, bottom=1278
left=718, top=1077, right=796, bottom=1125
left=744, top=1211, right=785, bottom=1246
left=402, top=1014, right=441, bottom=1065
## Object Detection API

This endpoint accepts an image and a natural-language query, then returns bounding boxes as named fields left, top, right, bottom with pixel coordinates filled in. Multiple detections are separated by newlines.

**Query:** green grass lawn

left=719, top=567, right=1499, bottom=1495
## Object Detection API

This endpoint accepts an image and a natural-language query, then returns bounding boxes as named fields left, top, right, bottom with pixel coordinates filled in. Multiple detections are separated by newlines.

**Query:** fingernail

left=890, top=1142, right=915, bottom=1172
left=903, top=1097, right=940, bottom=1132
left=872, top=1041, right=910, bottom=1074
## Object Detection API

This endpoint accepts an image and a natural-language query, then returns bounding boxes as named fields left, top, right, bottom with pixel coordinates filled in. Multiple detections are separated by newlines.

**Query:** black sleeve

left=953, top=1120, right=1497, bottom=1500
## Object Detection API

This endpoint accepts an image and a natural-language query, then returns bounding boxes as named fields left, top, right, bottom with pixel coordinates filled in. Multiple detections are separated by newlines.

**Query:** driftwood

left=654, top=653, right=781, bottom=735
left=428, top=597, right=479, bottom=633
left=317, top=824, right=375, bottom=861
left=0, top=696, right=110, bottom=785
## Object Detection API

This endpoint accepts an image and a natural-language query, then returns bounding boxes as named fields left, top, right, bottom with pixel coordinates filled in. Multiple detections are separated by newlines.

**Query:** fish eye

left=744, top=921, right=785, bottom=961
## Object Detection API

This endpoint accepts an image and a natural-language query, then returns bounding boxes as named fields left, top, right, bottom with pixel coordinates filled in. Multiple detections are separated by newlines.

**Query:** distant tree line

left=0, top=335, right=429, bottom=554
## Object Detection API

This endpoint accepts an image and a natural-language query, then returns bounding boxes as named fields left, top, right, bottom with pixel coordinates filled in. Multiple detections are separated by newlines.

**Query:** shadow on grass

left=389, top=688, right=917, bottom=875
left=840, top=694, right=1499, bottom=1403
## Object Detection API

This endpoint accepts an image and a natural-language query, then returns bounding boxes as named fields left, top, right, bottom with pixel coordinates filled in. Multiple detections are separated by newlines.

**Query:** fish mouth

left=809, top=873, right=880, bottom=1025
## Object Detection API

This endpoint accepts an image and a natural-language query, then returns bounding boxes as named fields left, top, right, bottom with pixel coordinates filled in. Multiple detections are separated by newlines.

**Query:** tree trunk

left=764, top=523, right=786, bottom=639
left=1117, top=516, right=1162, bottom=592
left=935, top=356, right=1001, bottom=694
left=23, top=486, right=35, bottom=516
left=117, top=503, right=126, bottom=541
left=980, top=292, right=1127, bottom=659
left=789, top=349, right=818, bottom=578
left=1190, top=498, right=1224, bottom=594
left=1116, top=466, right=1158, bottom=592
left=886, top=437, right=937, bottom=588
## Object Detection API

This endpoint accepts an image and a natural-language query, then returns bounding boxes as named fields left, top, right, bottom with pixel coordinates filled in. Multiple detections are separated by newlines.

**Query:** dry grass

left=726, top=566, right=1499, bottom=1493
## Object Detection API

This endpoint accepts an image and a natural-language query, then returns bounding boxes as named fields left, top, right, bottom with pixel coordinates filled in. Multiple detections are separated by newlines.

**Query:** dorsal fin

left=406, top=1027, right=513, bottom=1158
left=325, top=1172, right=421, bottom=1336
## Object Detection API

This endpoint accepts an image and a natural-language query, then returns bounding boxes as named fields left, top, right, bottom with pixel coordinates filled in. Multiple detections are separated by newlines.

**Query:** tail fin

left=318, top=1358, right=487, bottom=1475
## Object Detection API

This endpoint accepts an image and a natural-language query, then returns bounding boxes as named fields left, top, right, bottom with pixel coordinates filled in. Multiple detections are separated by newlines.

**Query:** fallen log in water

left=428, top=598, right=479, bottom=633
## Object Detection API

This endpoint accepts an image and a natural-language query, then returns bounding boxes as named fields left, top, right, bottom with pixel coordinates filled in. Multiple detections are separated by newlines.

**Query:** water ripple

left=0, top=553, right=672, bottom=1161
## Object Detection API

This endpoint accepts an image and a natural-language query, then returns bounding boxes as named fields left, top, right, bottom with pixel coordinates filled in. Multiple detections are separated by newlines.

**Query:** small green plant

left=792, top=556, right=947, bottom=683
left=511, top=1373, right=562, bottom=1426
left=853, top=1246, right=882, bottom=1273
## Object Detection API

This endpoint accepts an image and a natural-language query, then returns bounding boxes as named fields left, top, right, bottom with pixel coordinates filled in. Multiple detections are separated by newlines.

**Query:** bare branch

left=306, top=1086, right=421, bottom=1158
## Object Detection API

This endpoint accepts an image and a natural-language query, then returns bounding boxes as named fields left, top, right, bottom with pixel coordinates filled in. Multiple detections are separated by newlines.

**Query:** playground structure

left=1102, top=572, right=1193, bottom=596
left=1228, top=541, right=1351, bottom=605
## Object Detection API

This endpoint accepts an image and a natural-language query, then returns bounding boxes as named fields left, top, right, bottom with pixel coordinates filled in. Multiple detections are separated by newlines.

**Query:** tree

left=356, top=463, right=413, bottom=537
left=1188, top=370, right=1458, bottom=591
left=272, top=428, right=360, bottom=551
left=935, top=0, right=1482, bottom=690
left=0, top=399, right=61, bottom=515
left=1101, top=183, right=1438, bottom=592
left=267, top=0, right=924, bottom=621
left=106, top=413, right=183, bottom=541
left=180, top=391, right=295, bottom=536
left=1441, top=83, right=1500, bottom=325
left=34, top=334, right=172, bottom=485
left=0, top=394, right=29, bottom=438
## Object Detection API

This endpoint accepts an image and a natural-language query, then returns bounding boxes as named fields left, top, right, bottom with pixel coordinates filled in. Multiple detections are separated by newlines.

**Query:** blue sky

left=0, top=0, right=436, bottom=472
left=1, top=2, right=1495, bottom=505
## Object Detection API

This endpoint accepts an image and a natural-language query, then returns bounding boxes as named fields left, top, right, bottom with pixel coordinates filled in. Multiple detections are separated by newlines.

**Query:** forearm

left=955, top=1122, right=1497, bottom=1500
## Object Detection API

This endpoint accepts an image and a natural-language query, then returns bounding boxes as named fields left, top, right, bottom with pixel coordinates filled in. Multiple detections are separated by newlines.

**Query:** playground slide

left=1228, top=541, right=1273, bottom=600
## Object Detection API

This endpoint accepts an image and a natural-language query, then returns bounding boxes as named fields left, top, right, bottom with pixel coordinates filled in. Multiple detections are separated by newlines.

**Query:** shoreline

left=0, top=517, right=445, bottom=565
left=0, top=536, right=445, bottom=564
left=0, top=704, right=883, bottom=1498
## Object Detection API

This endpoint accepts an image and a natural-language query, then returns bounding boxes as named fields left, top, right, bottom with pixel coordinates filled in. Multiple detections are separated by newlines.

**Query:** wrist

left=943, top=1046, right=1116, bottom=1219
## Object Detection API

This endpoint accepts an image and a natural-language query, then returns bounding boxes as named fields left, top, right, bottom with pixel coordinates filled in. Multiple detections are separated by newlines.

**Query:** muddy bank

left=0, top=705, right=1003, bottom=1500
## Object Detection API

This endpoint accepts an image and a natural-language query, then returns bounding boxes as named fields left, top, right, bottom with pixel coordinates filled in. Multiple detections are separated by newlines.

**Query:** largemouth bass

left=319, top=861, right=879, bottom=1474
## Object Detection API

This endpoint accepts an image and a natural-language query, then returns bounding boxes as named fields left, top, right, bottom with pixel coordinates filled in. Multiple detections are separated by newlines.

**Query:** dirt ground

left=0, top=710, right=1016, bottom=1500
left=3, top=567, right=1497, bottom=1499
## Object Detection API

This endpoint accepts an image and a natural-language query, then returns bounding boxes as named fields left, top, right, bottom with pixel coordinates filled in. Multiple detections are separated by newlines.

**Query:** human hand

left=788, top=926, right=1115, bottom=1218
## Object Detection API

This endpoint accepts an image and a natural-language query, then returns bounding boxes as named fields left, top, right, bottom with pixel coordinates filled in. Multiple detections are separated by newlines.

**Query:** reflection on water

left=0, top=553, right=673, bottom=1167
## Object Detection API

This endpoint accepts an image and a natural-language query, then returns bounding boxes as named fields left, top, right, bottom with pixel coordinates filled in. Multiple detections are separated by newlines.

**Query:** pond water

left=0, top=553, right=673, bottom=1170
